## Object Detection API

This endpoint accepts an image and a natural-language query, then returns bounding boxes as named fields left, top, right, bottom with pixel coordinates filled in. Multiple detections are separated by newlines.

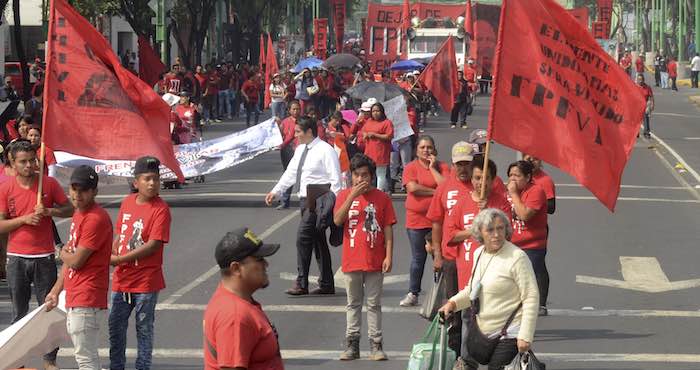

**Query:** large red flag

left=264, top=34, right=278, bottom=109
left=137, top=36, right=166, bottom=88
left=43, top=0, right=183, bottom=180
left=417, top=35, right=459, bottom=113
left=465, top=0, right=474, bottom=39
left=487, top=0, right=645, bottom=211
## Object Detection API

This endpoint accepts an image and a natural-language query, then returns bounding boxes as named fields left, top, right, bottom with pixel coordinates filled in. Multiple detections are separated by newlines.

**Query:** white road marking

left=649, top=144, right=700, bottom=201
left=653, top=112, right=699, bottom=118
left=207, top=178, right=278, bottom=184
left=159, top=211, right=299, bottom=305
left=683, top=137, right=700, bottom=140
left=558, top=196, right=699, bottom=203
left=577, top=256, right=700, bottom=293
left=55, top=348, right=700, bottom=362
left=279, top=269, right=409, bottom=288
left=556, top=183, right=687, bottom=190
left=652, top=132, right=700, bottom=184
left=156, top=303, right=700, bottom=318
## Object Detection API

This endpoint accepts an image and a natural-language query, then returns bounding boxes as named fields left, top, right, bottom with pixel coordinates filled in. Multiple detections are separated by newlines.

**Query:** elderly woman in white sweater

left=439, top=208, right=539, bottom=370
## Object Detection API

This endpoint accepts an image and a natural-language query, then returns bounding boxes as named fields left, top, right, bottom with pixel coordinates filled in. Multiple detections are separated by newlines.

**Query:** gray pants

left=7, top=254, right=59, bottom=361
left=345, top=271, right=384, bottom=341
left=67, top=307, right=105, bottom=370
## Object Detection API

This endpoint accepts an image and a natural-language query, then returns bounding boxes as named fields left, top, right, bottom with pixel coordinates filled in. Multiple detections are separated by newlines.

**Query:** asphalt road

left=2, top=74, right=700, bottom=369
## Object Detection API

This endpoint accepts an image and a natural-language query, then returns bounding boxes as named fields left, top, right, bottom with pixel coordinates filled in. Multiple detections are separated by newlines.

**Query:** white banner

left=383, top=95, right=415, bottom=143
left=55, top=118, right=283, bottom=179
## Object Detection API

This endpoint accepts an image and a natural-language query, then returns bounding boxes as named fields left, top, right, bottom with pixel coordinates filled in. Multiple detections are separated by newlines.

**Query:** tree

left=12, top=0, right=30, bottom=101
left=70, top=0, right=154, bottom=40
left=169, top=0, right=217, bottom=69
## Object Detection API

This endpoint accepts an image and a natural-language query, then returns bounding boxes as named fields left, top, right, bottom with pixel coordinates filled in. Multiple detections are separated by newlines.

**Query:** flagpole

left=37, top=0, right=55, bottom=206
left=479, top=139, right=491, bottom=200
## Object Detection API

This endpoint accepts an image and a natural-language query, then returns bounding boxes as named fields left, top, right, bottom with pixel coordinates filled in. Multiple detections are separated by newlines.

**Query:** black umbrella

left=322, top=53, right=361, bottom=69
left=345, top=81, right=409, bottom=102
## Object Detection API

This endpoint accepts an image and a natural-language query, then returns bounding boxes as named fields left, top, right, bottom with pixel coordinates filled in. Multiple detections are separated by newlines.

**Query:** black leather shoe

left=309, top=287, right=336, bottom=295
left=285, top=286, right=309, bottom=296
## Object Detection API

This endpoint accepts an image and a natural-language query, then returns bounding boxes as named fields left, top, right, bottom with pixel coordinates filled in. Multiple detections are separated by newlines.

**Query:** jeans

left=524, top=249, right=549, bottom=307
left=68, top=307, right=105, bottom=370
left=202, top=95, right=213, bottom=122
left=245, top=101, right=260, bottom=126
left=296, top=203, right=334, bottom=290
left=271, top=101, right=287, bottom=119
left=407, top=228, right=431, bottom=295
left=218, top=89, right=231, bottom=118
left=109, top=292, right=159, bottom=370
left=660, top=72, right=669, bottom=88
left=654, top=67, right=661, bottom=86
left=345, top=271, right=384, bottom=341
left=671, top=77, right=677, bottom=90
left=450, top=101, right=467, bottom=124
left=642, top=113, right=651, bottom=138
left=279, top=146, right=295, bottom=207
left=6, top=255, right=59, bottom=361
left=228, top=89, right=237, bottom=116
left=376, top=166, right=389, bottom=192
left=390, top=138, right=414, bottom=182
left=691, top=70, right=699, bottom=88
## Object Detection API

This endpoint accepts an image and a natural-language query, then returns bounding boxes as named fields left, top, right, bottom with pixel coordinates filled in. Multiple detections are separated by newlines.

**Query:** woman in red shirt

left=507, top=160, right=549, bottom=315
left=399, top=136, right=449, bottom=307
left=361, top=103, right=394, bottom=192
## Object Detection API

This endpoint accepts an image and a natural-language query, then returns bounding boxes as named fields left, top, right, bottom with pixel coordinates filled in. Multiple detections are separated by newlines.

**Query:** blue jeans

left=271, top=101, right=287, bottom=119
left=376, top=166, right=389, bottom=192
left=524, top=249, right=549, bottom=307
left=643, top=113, right=651, bottom=137
left=228, top=89, right=237, bottom=116
left=109, top=292, right=159, bottom=370
left=218, top=90, right=231, bottom=118
left=407, top=228, right=431, bottom=295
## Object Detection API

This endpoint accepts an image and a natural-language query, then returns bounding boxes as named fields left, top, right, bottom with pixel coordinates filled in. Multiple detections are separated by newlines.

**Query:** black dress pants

left=296, top=202, right=334, bottom=290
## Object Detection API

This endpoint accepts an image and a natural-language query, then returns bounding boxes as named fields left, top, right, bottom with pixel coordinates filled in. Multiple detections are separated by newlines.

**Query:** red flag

left=264, top=34, right=278, bottom=109
left=137, top=36, right=166, bottom=88
left=487, top=0, right=645, bottom=211
left=334, top=136, right=350, bottom=173
left=465, top=0, right=474, bottom=39
left=43, top=0, right=183, bottom=180
left=259, top=34, right=265, bottom=71
left=417, top=35, right=459, bottom=113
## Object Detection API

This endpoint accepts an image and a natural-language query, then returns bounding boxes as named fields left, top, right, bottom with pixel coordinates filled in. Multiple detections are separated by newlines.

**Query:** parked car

left=4, top=61, right=38, bottom=97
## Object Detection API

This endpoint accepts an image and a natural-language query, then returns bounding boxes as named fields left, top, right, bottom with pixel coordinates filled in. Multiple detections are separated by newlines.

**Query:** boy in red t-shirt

left=333, top=154, right=396, bottom=361
left=0, top=140, right=73, bottom=369
left=45, top=165, right=113, bottom=370
left=108, top=156, right=172, bottom=370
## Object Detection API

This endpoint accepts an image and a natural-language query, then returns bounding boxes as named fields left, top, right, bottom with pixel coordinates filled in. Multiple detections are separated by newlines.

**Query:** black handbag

left=465, top=251, right=522, bottom=365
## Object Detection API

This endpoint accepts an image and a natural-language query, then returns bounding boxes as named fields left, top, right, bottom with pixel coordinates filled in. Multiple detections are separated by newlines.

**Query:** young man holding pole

left=0, top=140, right=73, bottom=370
left=45, top=165, right=113, bottom=370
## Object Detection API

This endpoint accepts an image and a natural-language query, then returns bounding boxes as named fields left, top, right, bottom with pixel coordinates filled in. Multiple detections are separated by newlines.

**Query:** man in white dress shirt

left=265, top=116, right=342, bottom=295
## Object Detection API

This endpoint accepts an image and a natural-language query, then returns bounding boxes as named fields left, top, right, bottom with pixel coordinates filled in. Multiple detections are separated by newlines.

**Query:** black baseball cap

left=215, top=227, right=280, bottom=268
left=134, top=156, right=160, bottom=176
left=70, top=165, right=98, bottom=189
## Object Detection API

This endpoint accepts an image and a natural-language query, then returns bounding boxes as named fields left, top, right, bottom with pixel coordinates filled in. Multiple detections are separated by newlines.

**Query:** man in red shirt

left=634, top=55, right=645, bottom=80
left=164, top=64, right=182, bottom=94
left=619, top=52, right=632, bottom=78
left=334, top=154, right=395, bottom=361
left=636, top=74, right=654, bottom=139
left=668, top=57, right=678, bottom=91
left=241, top=74, right=261, bottom=127
left=109, top=156, right=172, bottom=370
left=45, top=165, right=113, bottom=370
left=203, top=227, right=283, bottom=370
left=0, top=140, right=73, bottom=370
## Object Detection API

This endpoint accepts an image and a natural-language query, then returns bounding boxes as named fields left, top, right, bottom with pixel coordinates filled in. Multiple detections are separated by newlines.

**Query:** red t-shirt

left=532, top=169, right=555, bottom=200
left=242, top=80, right=260, bottom=103
left=668, top=61, right=678, bottom=77
left=361, top=119, right=394, bottom=166
left=0, top=176, right=68, bottom=255
left=635, top=58, right=645, bottom=73
left=639, top=83, right=653, bottom=102
left=326, top=121, right=352, bottom=145
left=335, top=188, right=397, bottom=273
left=279, top=117, right=297, bottom=149
left=426, top=176, right=470, bottom=260
left=204, top=284, right=284, bottom=370
left=402, top=160, right=451, bottom=229
left=508, top=183, right=548, bottom=250
left=112, top=194, right=171, bottom=293
left=446, top=192, right=511, bottom=289
left=64, top=204, right=113, bottom=309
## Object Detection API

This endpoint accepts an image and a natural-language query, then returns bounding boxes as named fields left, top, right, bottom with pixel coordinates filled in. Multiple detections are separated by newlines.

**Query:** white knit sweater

left=449, top=241, right=539, bottom=343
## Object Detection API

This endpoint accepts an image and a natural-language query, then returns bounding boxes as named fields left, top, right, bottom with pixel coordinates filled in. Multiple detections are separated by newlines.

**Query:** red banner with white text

left=487, top=0, right=645, bottom=211
left=333, top=0, right=346, bottom=51
left=314, top=18, right=328, bottom=59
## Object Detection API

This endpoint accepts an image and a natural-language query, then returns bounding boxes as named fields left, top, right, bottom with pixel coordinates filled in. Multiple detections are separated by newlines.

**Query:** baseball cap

left=70, top=165, right=98, bottom=189
left=179, top=91, right=191, bottom=97
left=215, top=227, right=280, bottom=268
left=451, top=141, right=474, bottom=163
left=134, top=156, right=161, bottom=176
left=468, top=129, right=488, bottom=145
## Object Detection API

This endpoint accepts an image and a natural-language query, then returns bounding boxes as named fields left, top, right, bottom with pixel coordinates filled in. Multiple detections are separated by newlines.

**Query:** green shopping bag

left=407, top=316, right=456, bottom=370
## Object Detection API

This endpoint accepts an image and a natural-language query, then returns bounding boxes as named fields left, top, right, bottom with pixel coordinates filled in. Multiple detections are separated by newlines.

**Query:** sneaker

left=214, top=119, right=222, bottom=123
left=460, top=123, right=468, bottom=129
left=339, top=336, right=360, bottom=360
left=450, top=124, right=457, bottom=129
left=369, top=339, right=388, bottom=361
left=43, top=359, right=59, bottom=370
left=399, top=292, right=418, bottom=307
left=538, top=306, right=548, bottom=316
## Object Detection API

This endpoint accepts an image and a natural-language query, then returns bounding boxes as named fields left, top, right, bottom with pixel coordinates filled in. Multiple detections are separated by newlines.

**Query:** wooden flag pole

left=479, top=139, right=492, bottom=200
left=36, top=142, right=46, bottom=206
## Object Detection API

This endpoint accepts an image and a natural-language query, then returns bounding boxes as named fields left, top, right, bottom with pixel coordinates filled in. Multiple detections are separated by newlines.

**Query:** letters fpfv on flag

left=487, top=0, right=645, bottom=211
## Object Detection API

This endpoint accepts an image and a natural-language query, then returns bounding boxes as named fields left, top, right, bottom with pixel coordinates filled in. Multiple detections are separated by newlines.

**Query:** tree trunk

left=12, top=0, right=31, bottom=102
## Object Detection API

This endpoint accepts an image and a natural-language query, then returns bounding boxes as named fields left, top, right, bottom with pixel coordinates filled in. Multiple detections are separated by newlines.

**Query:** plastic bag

left=419, top=272, right=446, bottom=321
left=407, top=316, right=456, bottom=370
left=504, top=350, right=546, bottom=370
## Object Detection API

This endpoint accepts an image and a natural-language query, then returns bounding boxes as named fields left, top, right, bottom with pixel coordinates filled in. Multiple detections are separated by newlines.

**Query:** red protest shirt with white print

left=176, top=104, right=197, bottom=128
left=403, top=160, right=451, bottom=229
left=112, top=194, right=171, bottom=293
left=532, top=169, right=556, bottom=200
left=508, top=182, right=548, bottom=250
left=64, top=204, right=113, bottom=309
left=0, top=176, right=68, bottom=255
left=446, top=191, right=512, bottom=289
left=426, top=175, right=470, bottom=261
left=335, top=188, right=396, bottom=273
